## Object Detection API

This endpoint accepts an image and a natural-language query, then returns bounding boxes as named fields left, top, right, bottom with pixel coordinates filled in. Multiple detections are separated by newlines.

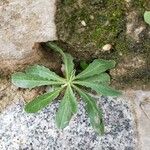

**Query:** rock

left=90, top=15, right=94, bottom=20
left=126, top=11, right=146, bottom=42
left=0, top=95, right=136, bottom=149
left=81, top=20, right=86, bottom=26
left=0, top=0, right=57, bottom=72
left=102, top=44, right=112, bottom=52
left=131, top=91, right=150, bottom=150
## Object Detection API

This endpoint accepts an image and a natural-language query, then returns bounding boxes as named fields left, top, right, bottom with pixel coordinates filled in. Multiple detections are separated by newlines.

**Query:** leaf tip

left=24, top=104, right=37, bottom=113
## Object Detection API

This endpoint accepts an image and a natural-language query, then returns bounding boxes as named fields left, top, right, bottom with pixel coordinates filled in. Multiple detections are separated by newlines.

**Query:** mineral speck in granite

left=0, top=96, right=136, bottom=150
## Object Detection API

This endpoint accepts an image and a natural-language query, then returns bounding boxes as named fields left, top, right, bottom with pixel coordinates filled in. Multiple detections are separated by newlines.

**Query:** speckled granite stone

left=0, top=96, right=136, bottom=150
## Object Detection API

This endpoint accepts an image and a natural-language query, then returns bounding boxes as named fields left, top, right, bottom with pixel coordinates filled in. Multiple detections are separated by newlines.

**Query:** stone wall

left=0, top=0, right=57, bottom=72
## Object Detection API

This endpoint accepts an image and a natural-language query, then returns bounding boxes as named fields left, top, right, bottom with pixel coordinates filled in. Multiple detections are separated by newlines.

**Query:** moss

left=56, top=0, right=126, bottom=55
left=56, top=0, right=150, bottom=89
left=131, top=0, right=150, bottom=11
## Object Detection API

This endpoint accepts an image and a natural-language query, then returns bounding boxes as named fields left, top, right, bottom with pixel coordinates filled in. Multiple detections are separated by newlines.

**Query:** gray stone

left=131, top=91, right=150, bottom=150
left=0, top=95, right=136, bottom=150
left=0, top=0, right=57, bottom=70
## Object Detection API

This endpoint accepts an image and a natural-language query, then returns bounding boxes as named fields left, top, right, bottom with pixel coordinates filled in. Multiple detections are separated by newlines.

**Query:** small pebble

left=90, top=15, right=94, bottom=20
left=102, top=44, right=112, bottom=52
left=119, top=52, right=123, bottom=56
left=81, top=20, right=86, bottom=26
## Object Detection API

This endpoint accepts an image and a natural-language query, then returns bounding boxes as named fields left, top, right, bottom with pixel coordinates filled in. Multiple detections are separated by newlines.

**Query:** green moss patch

left=55, top=0, right=150, bottom=90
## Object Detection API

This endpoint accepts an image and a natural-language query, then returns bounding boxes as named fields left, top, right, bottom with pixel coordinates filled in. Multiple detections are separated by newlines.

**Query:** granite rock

left=0, top=96, right=136, bottom=150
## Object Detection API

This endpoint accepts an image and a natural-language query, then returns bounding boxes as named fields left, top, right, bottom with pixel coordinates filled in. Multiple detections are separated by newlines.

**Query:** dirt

left=0, top=44, right=62, bottom=112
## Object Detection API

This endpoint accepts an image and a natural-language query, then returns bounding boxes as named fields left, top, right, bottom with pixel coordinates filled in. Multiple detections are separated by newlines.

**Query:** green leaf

left=64, top=53, right=74, bottom=79
left=80, top=60, right=88, bottom=70
left=75, top=81, right=121, bottom=96
left=25, top=65, right=63, bottom=81
left=46, top=42, right=74, bottom=80
left=74, top=86, right=104, bottom=134
left=46, top=42, right=64, bottom=56
left=56, top=86, right=77, bottom=129
left=144, top=11, right=150, bottom=25
left=80, top=73, right=111, bottom=84
left=75, top=59, right=116, bottom=79
left=12, top=72, right=62, bottom=89
left=25, top=89, right=61, bottom=113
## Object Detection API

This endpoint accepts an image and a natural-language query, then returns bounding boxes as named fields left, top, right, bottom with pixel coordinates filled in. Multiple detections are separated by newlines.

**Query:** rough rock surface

left=132, top=91, right=150, bottom=150
left=0, top=96, right=136, bottom=150
left=0, top=0, right=57, bottom=72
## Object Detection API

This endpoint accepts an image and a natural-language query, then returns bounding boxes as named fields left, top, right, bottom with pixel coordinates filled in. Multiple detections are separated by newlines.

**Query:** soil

left=0, top=44, right=62, bottom=112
